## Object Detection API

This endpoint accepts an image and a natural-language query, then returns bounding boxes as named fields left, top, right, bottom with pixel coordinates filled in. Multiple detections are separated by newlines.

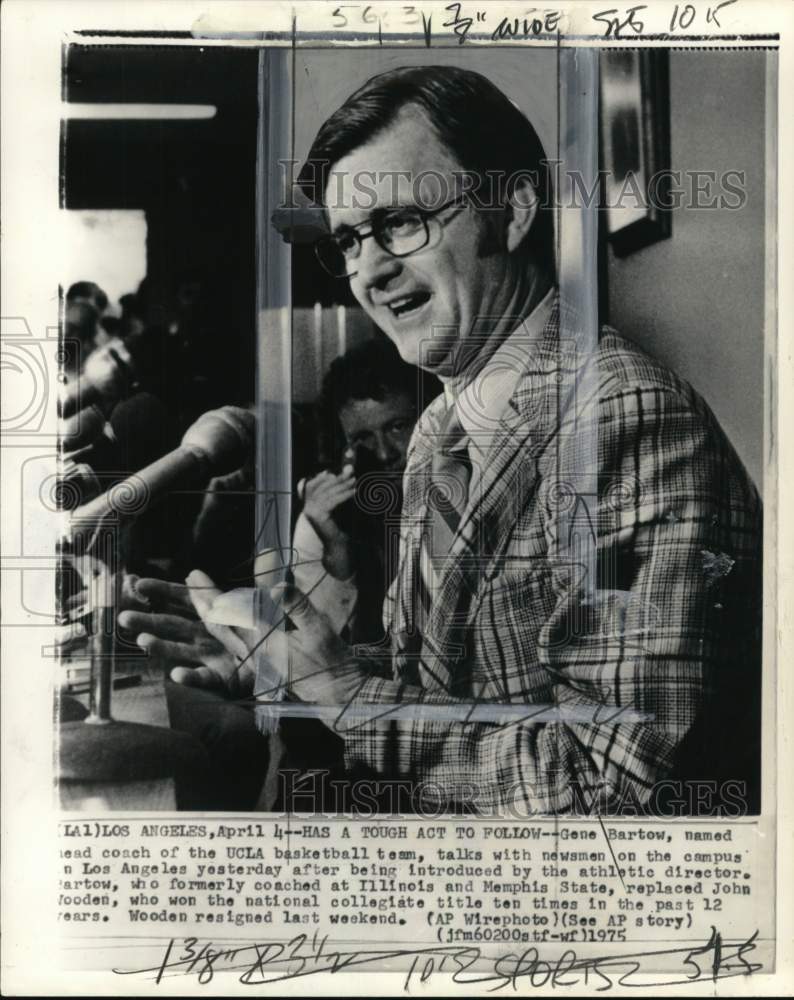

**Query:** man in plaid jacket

left=128, top=65, right=762, bottom=815
left=330, top=298, right=762, bottom=815
left=267, top=65, right=762, bottom=815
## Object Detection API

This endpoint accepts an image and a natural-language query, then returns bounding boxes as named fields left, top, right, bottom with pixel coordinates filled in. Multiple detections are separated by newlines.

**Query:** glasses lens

left=316, top=232, right=357, bottom=277
left=378, top=209, right=428, bottom=257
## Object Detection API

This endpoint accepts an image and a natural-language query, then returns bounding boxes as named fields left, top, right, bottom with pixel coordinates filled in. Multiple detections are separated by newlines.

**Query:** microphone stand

left=57, top=522, right=210, bottom=811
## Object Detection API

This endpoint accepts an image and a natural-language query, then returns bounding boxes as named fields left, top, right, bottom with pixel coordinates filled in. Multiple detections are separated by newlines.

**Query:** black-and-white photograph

left=54, top=42, right=768, bottom=818
left=2, top=2, right=789, bottom=994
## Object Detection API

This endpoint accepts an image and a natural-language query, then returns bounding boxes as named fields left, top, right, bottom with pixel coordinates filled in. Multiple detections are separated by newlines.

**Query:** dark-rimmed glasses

left=315, top=197, right=467, bottom=278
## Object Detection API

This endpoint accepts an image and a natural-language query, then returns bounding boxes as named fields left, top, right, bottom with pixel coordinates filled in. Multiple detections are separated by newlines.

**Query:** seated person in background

left=293, top=337, right=439, bottom=644
left=62, top=280, right=108, bottom=375
left=190, top=338, right=438, bottom=615
left=67, top=280, right=108, bottom=318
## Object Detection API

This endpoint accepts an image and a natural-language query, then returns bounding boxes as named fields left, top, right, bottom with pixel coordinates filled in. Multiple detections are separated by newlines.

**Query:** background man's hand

left=299, top=464, right=356, bottom=580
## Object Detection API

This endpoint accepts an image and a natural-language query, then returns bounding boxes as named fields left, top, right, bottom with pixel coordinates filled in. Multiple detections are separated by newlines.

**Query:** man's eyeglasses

left=315, top=197, right=466, bottom=278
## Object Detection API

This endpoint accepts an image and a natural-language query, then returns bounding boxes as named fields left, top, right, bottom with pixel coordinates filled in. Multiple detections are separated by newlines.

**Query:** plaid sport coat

left=341, top=299, right=763, bottom=815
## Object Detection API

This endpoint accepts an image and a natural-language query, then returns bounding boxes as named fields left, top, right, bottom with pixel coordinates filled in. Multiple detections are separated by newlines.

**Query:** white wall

left=59, top=209, right=147, bottom=309
left=606, top=50, right=768, bottom=490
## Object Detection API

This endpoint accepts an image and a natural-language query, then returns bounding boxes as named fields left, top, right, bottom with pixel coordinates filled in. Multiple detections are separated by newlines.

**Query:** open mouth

left=386, top=291, right=431, bottom=319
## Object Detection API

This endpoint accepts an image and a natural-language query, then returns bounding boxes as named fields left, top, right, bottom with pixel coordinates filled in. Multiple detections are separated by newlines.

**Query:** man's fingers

left=169, top=665, right=222, bottom=690
left=271, top=581, right=308, bottom=617
left=327, top=478, right=357, bottom=495
left=203, top=588, right=260, bottom=629
left=249, top=629, right=290, bottom=698
left=133, top=577, right=197, bottom=616
left=328, top=483, right=356, bottom=504
left=118, top=610, right=199, bottom=643
left=307, top=467, right=354, bottom=492
left=320, top=475, right=356, bottom=496
left=136, top=634, right=203, bottom=665
left=270, top=582, right=326, bottom=631
left=262, top=627, right=288, bottom=663
left=188, top=580, right=277, bottom=666
left=204, top=621, right=254, bottom=662
left=306, top=470, right=333, bottom=488
left=185, top=569, right=224, bottom=619
left=316, top=466, right=354, bottom=488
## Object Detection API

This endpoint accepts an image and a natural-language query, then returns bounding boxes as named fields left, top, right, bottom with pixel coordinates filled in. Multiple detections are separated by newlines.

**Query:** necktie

left=413, top=406, right=472, bottom=680
left=428, top=407, right=472, bottom=572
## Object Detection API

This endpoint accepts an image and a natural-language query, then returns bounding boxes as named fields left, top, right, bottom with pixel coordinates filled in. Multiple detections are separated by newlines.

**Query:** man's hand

left=275, top=582, right=367, bottom=703
left=117, top=571, right=256, bottom=698
left=202, top=582, right=367, bottom=705
left=300, top=464, right=356, bottom=580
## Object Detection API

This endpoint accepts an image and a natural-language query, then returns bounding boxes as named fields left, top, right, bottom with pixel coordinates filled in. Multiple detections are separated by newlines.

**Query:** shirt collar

left=445, top=286, right=556, bottom=453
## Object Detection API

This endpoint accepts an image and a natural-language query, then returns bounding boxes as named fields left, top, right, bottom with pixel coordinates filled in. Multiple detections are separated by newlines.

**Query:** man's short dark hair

left=298, top=64, right=555, bottom=276
left=321, top=336, right=420, bottom=413
left=317, top=336, right=438, bottom=466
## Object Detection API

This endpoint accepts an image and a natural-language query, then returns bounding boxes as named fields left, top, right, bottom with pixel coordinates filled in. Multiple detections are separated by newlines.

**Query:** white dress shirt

left=292, top=511, right=358, bottom=635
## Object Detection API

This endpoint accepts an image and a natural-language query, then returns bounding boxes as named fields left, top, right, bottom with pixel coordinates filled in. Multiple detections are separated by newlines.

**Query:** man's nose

left=374, top=432, right=397, bottom=465
left=356, top=236, right=402, bottom=289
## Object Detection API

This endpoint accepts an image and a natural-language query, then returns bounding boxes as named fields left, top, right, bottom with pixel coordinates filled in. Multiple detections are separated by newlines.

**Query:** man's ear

left=505, top=176, right=539, bottom=254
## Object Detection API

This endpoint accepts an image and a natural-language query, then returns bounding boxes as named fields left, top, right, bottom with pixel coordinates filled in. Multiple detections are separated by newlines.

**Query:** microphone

left=68, top=406, right=254, bottom=542
left=59, top=392, right=174, bottom=507
left=60, top=403, right=108, bottom=454
left=106, top=392, right=173, bottom=472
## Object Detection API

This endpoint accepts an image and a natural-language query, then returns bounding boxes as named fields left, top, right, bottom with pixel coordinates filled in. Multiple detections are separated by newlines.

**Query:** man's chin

left=386, top=333, right=448, bottom=375
left=382, top=328, right=422, bottom=366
